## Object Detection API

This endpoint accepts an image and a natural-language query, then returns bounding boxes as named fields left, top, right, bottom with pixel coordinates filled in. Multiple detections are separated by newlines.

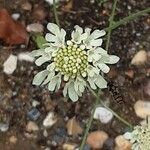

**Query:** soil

left=0, top=0, right=150, bottom=150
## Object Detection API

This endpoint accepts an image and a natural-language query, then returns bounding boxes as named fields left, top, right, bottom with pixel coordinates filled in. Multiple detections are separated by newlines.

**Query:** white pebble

left=11, top=13, right=20, bottom=20
left=26, top=23, right=44, bottom=33
left=94, top=107, right=113, bottom=124
left=18, top=52, right=34, bottom=62
left=134, top=100, right=150, bottom=119
left=131, top=50, right=147, bottom=66
left=3, top=54, right=17, bottom=75
left=43, top=112, right=57, bottom=128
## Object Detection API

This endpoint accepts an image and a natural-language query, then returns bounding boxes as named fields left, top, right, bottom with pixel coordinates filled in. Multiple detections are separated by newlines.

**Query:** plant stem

left=104, top=7, right=150, bottom=32
left=105, top=0, right=118, bottom=51
left=53, top=0, right=60, bottom=27
left=79, top=94, right=99, bottom=150
left=88, top=86, right=133, bottom=129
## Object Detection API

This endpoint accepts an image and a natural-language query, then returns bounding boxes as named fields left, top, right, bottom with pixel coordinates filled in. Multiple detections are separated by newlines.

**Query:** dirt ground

left=0, top=0, right=150, bottom=149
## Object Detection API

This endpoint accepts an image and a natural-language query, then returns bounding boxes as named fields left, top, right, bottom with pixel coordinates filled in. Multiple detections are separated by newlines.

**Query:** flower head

left=124, top=117, right=150, bottom=150
left=31, top=23, right=119, bottom=101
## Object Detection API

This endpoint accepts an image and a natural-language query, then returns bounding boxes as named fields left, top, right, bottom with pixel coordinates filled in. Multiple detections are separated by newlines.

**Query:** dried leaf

left=0, top=9, right=28, bottom=45
left=63, top=0, right=73, bottom=11
left=66, top=117, right=83, bottom=136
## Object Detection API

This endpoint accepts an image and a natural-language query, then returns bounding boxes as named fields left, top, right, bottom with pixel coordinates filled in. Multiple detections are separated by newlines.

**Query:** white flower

left=124, top=116, right=150, bottom=150
left=31, top=23, right=119, bottom=101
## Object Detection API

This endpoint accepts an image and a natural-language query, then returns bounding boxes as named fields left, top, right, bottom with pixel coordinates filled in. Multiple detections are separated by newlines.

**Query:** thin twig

left=104, top=7, right=150, bottom=32
left=79, top=94, right=99, bottom=150
left=53, top=0, right=60, bottom=27
left=105, top=0, right=118, bottom=51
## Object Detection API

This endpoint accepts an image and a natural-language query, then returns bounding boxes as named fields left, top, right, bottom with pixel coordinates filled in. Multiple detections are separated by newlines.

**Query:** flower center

left=53, top=42, right=88, bottom=80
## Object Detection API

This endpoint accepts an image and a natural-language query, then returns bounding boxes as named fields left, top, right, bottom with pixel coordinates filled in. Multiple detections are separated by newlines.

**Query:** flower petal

left=68, top=81, right=79, bottom=102
left=95, top=75, right=107, bottom=89
left=90, top=39, right=103, bottom=47
left=42, top=71, right=55, bottom=85
left=106, top=55, right=120, bottom=64
left=35, top=56, right=50, bottom=66
left=47, top=23, right=60, bottom=35
left=33, top=70, right=49, bottom=85
left=98, top=63, right=110, bottom=73
left=90, top=30, right=106, bottom=39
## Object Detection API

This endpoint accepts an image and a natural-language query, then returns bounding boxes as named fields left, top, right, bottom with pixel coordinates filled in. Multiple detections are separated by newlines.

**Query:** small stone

left=114, top=135, right=131, bottom=150
left=3, top=54, right=17, bottom=75
left=18, top=52, right=34, bottom=62
left=26, top=121, right=39, bottom=132
left=43, top=129, right=48, bottom=137
left=87, top=131, right=109, bottom=149
left=11, top=13, right=20, bottom=20
left=104, top=138, right=115, bottom=150
left=66, top=117, right=83, bottom=136
left=43, top=112, right=57, bottom=128
left=63, top=143, right=76, bottom=150
left=0, top=123, right=9, bottom=132
left=27, top=108, right=41, bottom=121
left=134, top=100, right=150, bottom=119
left=83, top=144, right=91, bottom=150
left=21, top=2, right=32, bottom=11
left=131, top=50, right=148, bottom=66
left=9, top=135, right=17, bottom=144
left=26, top=23, right=44, bottom=33
left=94, top=107, right=113, bottom=124
left=32, top=100, right=40, bottom=107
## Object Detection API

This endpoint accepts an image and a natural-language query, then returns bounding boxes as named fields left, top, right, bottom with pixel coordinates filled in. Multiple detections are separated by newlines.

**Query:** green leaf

left=33, top=70, right=49, bottom=85
left=33, top=34, right=47, bottom=49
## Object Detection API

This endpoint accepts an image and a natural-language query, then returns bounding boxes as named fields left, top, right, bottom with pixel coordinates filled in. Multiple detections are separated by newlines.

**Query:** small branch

left=79, top=92, right=99, bottom=149
left=53, top=0, right=60, bottom=27
left=104, top=7, right=150, bottom=32
left=105, top=0, right=118, bottom=51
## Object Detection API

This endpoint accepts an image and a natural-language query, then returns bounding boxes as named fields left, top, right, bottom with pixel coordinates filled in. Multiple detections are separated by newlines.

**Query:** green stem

left=79, top=92, right=99, bottom=150
left=53, top=0, right=60, bottom=27
left=88, top=86, right=133, bottom=129
left=104, top=7, right=150, bottom=32
left=105, top=0, right=118, bottom=51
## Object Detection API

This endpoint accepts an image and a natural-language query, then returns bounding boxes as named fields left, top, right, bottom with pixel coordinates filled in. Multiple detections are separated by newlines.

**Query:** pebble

left=83, top=144, right=91, bottom=150
left=63, top=143, right=76, bottom=150
left=26, top=121, right=39, bottom=132
left=11, top=13, right=20, bottom=20
left=0, top=123, right=9, bottom=132
left=18, top=52, right=34, bottom=62
left=3, top=54, right=17, bottom=75
left=86, top=131, right=109, bottom=149
left=9, top=135, right=17, bottom=144
left=134, top=100, right=150, bottom=118
left=43, top=112, right=57, bottom=128
left=21, top=2, right=32, bottom=11
left=131, top=50, right=148, bottom=66
left=32, top=100, right=40, bottom=107
left=93, top=107, right=113, bottom=124
left=43, top=129, right=48, bottom=137
left=144, top=80, right=150, bottom=96
left=66, top=117, right=83, bottom=136
left=114, top=135, right=131, bottom=150
left=26, top=23, right=44, bottom=33
left=27, top=108, right=41, bottom=121
left=104, top=138, right=115, bottom=150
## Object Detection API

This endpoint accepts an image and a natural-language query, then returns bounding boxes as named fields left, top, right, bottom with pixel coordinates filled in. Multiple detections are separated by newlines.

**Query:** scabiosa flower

left=31, top=23, right=119, bottom=101
left=124, top=117, right=150, bottom=150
